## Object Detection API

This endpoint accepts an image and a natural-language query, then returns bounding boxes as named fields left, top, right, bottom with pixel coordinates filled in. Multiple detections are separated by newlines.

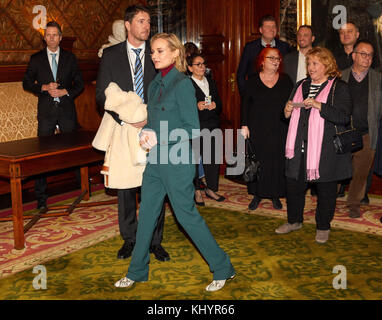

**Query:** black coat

left=283, top=50, right=299, bottom=83
left=96, top=41, right=157, bottom=114
left=236, top=38, right=291, bottom=96
left=285, top=77, right=353, bottom=182
left=23, top=48, right=84, bottom=123
left=190, top=76, right=222, bottom=130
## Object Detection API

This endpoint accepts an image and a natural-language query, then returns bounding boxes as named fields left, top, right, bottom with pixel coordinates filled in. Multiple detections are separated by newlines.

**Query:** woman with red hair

left=241, top=47, right=293, bottom=210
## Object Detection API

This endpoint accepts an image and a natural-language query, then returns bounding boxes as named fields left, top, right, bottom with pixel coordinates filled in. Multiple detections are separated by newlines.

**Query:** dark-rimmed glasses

left=265, top=56, right=281, bottom=62
left=192, top=62, right=206, bottom=67
left=353, top=51, right=373, bottom=59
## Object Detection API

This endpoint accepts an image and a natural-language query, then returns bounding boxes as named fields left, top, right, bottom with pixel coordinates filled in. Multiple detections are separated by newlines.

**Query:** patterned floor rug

left=212, top=177, right=382, bottom=236
left=0, top=177, right=381, bottom=281
left=0, top=207, right=381, bottom=300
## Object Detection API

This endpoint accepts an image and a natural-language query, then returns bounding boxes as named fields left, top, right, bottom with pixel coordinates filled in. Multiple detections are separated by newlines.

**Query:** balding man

left=341, top=40, right=382, bottom=218
left=334, top=22, right=360, bottom=71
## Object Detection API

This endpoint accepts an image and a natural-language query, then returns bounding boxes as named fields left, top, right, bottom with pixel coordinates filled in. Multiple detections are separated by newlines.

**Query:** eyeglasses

left=353, top=51, right=373, bottom=59
left=265, top=56, right=281, bottom=62
left=192, top=62, right=206, bottom=67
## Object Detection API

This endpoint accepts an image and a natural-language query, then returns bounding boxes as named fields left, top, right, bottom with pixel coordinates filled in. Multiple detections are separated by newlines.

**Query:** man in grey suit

left=96, top=5, right=169, bottom=261
left=341, top=40, right=382, bottom=218
left=283, top=25, right=315, bottom=83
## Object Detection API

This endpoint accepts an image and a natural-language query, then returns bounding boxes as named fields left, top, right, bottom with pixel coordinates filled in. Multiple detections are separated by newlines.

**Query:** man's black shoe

left=248, top=196, right=261, bottom=210
left=337, top=184, right=346, bottom=198
left=150, top=245, right=170, bottom=262
left=117, top=241, right=135, bottom=259
left=37, top=201, right=48, bottom=212
left=361, top=195, right=369, bottom=205
left=272, top=198, right=283, bottom=210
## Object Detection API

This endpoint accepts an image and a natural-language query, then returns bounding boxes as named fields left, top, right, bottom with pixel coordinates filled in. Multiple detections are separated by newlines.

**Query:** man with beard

left=284, top=25, right=315, bottom=83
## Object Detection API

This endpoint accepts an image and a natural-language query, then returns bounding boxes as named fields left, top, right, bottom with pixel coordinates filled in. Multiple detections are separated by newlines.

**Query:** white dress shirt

left=46, top=47, right=60, bottom=73
left=191, top=75, right=210, bottom=97
left=296, top=51, right=307, bottom=83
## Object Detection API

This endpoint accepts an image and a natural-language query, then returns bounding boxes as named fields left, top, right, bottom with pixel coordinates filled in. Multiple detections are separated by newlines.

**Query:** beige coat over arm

left=92, top=82, right=147, bottom=189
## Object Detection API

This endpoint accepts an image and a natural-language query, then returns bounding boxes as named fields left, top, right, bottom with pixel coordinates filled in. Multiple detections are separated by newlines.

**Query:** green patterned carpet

left=1, top=207, right=381, bottom=300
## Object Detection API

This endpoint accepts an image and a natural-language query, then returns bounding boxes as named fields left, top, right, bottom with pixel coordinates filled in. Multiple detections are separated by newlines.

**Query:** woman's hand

left=197, top=101, right=206, bottom=110
left=303, top=98, right=321, bottom=111
left=241, top=126, right=250, bottom=139
left=284, top=100, right=294, bottom=118
left=139, top=130, right=157, bottom=150
left=206, top=101, right=216, bottom=110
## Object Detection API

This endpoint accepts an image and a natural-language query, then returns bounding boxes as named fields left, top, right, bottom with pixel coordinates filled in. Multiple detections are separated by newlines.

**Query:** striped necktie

left=51, top=53, right=60, bottom=102
left=132, top=48, right=144, bottom=100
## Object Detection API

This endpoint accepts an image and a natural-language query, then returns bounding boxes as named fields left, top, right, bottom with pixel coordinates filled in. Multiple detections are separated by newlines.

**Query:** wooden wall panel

left=187, top=0, right=281, bottom=131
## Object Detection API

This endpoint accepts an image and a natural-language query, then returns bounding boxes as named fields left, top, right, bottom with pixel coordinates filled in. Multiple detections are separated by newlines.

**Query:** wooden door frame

left=297, top=0, right=312, bottom=28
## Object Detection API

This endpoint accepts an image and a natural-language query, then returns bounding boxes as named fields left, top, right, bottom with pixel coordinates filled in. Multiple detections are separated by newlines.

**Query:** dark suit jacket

left=236, top=38, right=291, bottom=95
left=190, top=76, right=222, bottom=130
left=341, top=67, right=382, bottom=150
left=23, top=48, right=84, bottom=123
left=283, top=50, right=299, bottom=83
left=96, top=40, right=157, bottom=123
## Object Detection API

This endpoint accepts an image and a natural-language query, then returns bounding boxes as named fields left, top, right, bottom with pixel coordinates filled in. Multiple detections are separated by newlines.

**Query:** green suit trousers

left=126, top=158, right=235, bottom=282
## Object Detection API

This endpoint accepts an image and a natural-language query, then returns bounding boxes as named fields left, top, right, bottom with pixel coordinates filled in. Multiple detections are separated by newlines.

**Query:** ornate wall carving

left=0, top=0, right=144, bottom=64
left=280, top=0, right=298, bottom=47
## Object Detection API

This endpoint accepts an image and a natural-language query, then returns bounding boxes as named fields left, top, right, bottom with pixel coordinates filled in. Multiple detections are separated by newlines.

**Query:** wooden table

left=0, top=131, right=107, bottom=249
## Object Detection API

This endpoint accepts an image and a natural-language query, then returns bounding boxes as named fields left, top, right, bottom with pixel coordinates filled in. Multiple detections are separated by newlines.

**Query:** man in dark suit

left=96, top=5, right=169, bottom=262
left=236, top=14, right=291, bottom=96
left=284, top=25, right=315, bottom=83
left=23, top=21, right=84, bottom=210
left=333, top=22, right=360, bottom=71
left=341, top=40, right=382, bottom=218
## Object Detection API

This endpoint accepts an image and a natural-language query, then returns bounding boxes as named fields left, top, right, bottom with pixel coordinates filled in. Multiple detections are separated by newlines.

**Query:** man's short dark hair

left=259, top=15, right=277, bottom=28
left=353, top=39, right=375, bottom=53
left=45, top=21, right=62, bottom=35
left=298, top=25, right=314, bottom=36
left=124, top=5, right=151, bottom=22
left=340, top=21, right=359, bottom=32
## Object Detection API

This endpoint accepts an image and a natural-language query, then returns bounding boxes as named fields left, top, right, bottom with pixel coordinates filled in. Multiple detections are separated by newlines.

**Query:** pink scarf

left=285, top=78, right=335, bottom=181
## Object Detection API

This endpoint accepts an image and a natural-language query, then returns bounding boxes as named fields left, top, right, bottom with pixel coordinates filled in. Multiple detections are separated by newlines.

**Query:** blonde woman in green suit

left=114, top=33, right=235, bottom=292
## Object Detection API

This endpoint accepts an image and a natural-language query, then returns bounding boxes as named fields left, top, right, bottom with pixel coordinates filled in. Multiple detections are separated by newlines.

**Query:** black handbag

left=333, top=118, right=363, bottom=154
left=330, top=80, right=363, bottom=154
left=243, top=139, right=261, bottom=183
left=224, top=139, right=260, bottom=183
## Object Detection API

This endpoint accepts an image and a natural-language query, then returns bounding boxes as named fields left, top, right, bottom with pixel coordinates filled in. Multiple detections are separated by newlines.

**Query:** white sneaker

left=205, top=275, right=235, bottom=292
left=114, top=277, right=135, bottom=288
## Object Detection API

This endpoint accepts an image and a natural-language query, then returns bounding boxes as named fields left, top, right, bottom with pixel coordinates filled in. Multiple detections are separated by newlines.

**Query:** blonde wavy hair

left=306, top=47, right=341, bottom=79
left=151, top=33, right=187, bottom=73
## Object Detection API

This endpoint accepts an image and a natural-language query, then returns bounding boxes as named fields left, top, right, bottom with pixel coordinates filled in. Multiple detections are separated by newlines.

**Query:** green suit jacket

left=145, top=67, right=200, bottom=149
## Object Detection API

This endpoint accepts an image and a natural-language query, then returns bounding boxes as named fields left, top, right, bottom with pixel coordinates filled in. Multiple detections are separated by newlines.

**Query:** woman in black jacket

left=275, top=47, right=352, bottom=243
left=187, top=53, right=225, bottom=205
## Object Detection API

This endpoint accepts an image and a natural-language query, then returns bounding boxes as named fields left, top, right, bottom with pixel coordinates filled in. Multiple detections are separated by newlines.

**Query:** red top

left=161, top=64, right=175, bottom=77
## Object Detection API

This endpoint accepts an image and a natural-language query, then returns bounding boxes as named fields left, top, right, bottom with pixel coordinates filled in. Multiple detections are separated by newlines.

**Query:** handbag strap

left=245, top=139, right=255, bottom=156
